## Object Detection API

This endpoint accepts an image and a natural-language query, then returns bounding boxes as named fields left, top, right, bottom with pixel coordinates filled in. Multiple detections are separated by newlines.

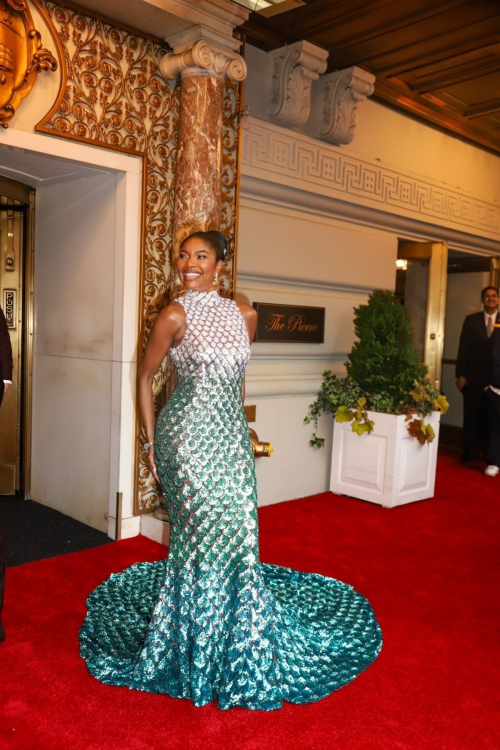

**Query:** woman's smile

left=177, top=237, right=221, bottom=292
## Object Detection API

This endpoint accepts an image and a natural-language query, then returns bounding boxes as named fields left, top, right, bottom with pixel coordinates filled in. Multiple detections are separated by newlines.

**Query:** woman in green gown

left=79, top=230, right=382, bottom=710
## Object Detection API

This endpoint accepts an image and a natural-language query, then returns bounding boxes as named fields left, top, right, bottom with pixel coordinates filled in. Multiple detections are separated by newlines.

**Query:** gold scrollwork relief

left=221, top=78, right=241, bottom=297
left=32, top=1, right=242, bottom=514
left=0, top=0, right=57, bottom=127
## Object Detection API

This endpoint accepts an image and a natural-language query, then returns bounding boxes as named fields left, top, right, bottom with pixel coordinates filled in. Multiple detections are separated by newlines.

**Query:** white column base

left=140, top=512, right=170, bottom=546
left=107, top=515, right=141, bottom=540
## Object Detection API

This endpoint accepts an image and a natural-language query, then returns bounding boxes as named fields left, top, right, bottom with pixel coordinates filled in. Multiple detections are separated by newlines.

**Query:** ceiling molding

left=240, top=116, right=500, bottom=246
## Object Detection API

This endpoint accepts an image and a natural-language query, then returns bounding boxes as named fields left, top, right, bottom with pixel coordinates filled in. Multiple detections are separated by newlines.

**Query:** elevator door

left=0, top=179, right=34, bottom=495
left=396, top=241, right=448, bottom=390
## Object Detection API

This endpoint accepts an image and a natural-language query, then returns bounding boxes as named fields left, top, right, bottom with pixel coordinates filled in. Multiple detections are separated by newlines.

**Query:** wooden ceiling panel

left=271, top=0, right=399, bottom=42
left=399, top=45, right=500, bottom=93
left=440, top=72, right=500, bottom=108
left=305, top=0, right=435, bottom=47
left=326, top=14, right=500, bottom=76
left=240, top=0, right=500, bottom=155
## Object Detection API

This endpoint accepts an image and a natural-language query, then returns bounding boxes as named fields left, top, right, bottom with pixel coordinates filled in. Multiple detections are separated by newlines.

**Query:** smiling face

left=177, top=237, right=223, bottom=292
left=482, top=288, right=499, bottom=315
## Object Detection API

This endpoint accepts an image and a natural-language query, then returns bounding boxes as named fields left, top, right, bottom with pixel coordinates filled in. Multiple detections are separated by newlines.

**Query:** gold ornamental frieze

left=0, top=0, right=57, bottom=127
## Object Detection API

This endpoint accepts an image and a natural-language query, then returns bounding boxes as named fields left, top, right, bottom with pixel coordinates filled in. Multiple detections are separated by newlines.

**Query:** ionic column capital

left=317, top=66, right=375, bottom=146
left=266, top=40, right=329, bottom=130
left=160, top=26, right=247, bottom=82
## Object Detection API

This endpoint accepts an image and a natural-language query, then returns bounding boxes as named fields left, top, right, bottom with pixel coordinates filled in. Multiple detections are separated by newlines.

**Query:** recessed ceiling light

left=233, top=0, right=305, bottom=17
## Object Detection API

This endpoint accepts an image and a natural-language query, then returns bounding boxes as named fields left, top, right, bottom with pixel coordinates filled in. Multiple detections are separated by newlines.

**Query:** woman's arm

left=138, top=302, right=185, bottom=481
left=237, top=303, right=257, bottom=400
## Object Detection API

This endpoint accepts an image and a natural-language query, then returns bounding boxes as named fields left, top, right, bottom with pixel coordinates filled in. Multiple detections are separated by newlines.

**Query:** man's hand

left=3, top=382, right=10, bottom=395
left=456, top=377, right=467, bottom=392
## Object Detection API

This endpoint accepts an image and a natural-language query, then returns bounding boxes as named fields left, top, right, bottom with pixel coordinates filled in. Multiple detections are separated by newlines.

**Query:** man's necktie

left=487, top=316, right=494, bottom=338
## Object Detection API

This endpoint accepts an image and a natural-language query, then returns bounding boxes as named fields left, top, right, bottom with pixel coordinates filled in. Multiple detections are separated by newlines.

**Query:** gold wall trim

left=29, top=0, right=242, bottom=515
left=0, top=176, right=35, bottom=498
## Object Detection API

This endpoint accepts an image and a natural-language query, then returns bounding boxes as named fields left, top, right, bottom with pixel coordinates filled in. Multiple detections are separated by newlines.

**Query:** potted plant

left=305, top=290, right=449, bottom=508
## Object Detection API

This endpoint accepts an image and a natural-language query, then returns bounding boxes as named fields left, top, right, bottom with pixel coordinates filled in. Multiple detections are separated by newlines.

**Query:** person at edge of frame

left=483, top=315, right=500, bottom=477
left=455, top=286, right=500, bottom=463
left=0, top=305, right=13, bottom=642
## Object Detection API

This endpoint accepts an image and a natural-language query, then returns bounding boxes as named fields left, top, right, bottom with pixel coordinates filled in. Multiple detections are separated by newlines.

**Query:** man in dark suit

left=456, top=286, right=500, bottom=462
left=484, top=326, right=500, bottom=476
left=0, top=305, right=13, bottom=643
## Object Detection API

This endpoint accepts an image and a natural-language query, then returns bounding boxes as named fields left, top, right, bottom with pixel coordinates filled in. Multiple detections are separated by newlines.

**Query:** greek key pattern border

left=242, top=117, right=500, bottom=240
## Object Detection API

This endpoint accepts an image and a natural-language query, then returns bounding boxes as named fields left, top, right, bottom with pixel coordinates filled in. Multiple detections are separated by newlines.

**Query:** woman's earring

left=213, top=273, right=219, bottom=287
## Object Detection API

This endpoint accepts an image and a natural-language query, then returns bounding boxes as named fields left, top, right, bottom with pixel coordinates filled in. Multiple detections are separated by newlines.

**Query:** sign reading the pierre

left=253, top=303, right=325, bottom=343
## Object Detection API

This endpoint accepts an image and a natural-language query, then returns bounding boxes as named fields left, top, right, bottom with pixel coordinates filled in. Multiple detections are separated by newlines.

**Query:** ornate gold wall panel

left=31, top=0, right=241, bottom=514
left=0, top=0, right=57, bottom=127
left=221, top=78, right=241, bottom=297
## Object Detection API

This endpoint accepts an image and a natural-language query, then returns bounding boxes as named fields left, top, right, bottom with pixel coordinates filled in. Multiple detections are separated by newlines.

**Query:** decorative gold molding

left=32, top=1, right=242, bottom=514
left=0, top=0, right=57, bottom=127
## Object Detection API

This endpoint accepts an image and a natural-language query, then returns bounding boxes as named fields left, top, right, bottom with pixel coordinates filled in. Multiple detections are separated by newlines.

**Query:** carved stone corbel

left=0, top=0, right=57, bottom=127
left=317, top=66, right=375, bottom=146
left=160, top=28, right=246, bottom=83
left=266, top=40, right=328, bottom=130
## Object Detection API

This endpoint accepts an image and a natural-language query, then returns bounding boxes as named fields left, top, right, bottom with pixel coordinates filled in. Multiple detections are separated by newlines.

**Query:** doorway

left=395, top=240, right=499, bottom=450
left=0, top=177, right=34, bottom=497
left=440, top=251, right=499, bottom=450
left=395, top=241, right=448, bottom=389
left=0, top=129, right=144, bottom=547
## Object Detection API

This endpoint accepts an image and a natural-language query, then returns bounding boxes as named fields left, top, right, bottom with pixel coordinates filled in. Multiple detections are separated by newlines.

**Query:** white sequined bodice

left=171, top=290, right=251, bottom=380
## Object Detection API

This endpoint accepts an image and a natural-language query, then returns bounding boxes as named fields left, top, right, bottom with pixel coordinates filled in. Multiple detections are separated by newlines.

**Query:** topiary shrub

left=305, top=290, right=448, bottom=448
left=346, top=290, right=427, bottom=404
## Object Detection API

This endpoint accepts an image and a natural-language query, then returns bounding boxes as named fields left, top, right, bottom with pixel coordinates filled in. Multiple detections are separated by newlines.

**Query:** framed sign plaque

left=253, top=302, right=325, bottom=343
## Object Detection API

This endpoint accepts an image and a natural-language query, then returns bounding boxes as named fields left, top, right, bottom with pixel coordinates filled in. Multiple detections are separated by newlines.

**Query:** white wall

left=32, top=174, right=118, bottom=531
left=31, top=165, right=142, bottom=536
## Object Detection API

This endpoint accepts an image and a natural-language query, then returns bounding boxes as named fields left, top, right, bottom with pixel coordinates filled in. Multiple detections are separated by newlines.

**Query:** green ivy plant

left=304, top=290, right=449, bottom=447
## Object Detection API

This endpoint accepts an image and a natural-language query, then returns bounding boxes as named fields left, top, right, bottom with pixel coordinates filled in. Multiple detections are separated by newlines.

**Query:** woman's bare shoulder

left=155, top=300, right=186, bottom=330
left=235, top=302, right=257, bottom=321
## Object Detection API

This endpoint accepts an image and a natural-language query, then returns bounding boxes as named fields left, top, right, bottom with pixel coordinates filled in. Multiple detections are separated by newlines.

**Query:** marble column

left=154, top=33, right=246, bottom=521
left=160, top=32, right=247, bottom=272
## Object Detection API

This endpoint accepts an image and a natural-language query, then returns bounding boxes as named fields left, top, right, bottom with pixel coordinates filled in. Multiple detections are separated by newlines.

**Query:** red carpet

left=1, top=452, right=499, bottom=750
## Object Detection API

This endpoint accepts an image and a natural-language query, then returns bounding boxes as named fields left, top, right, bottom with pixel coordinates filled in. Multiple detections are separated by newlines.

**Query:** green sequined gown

left=80, top=290, right=382, bottom=710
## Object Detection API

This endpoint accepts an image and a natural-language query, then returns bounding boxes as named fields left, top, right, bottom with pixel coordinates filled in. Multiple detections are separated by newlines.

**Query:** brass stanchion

left=115, top=492, right=123, bottom=541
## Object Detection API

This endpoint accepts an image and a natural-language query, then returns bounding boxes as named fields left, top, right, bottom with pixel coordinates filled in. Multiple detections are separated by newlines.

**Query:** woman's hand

left=148, top=446, right=159, bottom=483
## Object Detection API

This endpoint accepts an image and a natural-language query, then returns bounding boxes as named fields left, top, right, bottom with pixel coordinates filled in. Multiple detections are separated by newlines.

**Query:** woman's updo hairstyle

left=181, top=230, right=228, bottom=263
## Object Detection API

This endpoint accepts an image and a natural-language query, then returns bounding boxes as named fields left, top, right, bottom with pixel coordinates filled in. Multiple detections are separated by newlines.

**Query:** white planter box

left=330, top=410, right=441, bottom=508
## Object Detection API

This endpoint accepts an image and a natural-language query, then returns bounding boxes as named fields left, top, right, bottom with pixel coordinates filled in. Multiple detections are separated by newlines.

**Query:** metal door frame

left=398, top=241, right=448, bottom=390
left=0, top=176, right=34, bottom=498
